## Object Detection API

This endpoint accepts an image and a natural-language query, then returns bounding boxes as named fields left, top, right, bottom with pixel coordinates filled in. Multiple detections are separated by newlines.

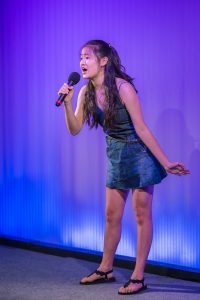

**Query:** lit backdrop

left=0, top=0, right=200, bottom=271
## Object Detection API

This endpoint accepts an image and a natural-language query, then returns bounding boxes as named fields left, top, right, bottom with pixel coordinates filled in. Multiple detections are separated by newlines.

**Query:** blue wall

left=0, top=0, right=200, bottom=271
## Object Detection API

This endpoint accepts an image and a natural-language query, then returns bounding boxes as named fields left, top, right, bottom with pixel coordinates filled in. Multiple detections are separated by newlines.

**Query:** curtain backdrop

left=0, top=0, right=200, bottom=271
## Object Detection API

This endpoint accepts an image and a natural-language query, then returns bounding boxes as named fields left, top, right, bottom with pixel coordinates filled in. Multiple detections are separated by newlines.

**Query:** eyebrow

left=80, top=53, right=90, bottom=57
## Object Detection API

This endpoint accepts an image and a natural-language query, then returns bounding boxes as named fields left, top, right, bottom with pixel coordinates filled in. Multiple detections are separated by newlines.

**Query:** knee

left=134, top=204, right=152, bottom=226
left=106, top=208, right=122, bottom=226
left=135, top=209, right=146, bottom=226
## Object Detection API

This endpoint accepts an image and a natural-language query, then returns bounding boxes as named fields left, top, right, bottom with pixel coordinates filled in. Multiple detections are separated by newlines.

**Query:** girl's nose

left=81, top=58, right=86, bottom=64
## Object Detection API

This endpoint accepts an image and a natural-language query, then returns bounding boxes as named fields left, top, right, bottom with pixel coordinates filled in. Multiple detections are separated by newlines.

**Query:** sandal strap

left=124, top=278, right=145, bottom=288
left=87, top=269, right=113, bottom=280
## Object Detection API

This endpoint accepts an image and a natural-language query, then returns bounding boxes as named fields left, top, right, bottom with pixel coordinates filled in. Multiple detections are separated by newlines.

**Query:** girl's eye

left=80, top=56, right=90, bottom=62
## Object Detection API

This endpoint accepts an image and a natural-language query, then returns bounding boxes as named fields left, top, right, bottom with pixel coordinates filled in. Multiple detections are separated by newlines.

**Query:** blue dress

left=96, top=98, right=167, bottom=190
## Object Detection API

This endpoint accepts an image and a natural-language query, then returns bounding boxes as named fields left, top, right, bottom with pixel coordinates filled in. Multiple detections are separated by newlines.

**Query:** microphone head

left=68, top=72, right=81, bottom=86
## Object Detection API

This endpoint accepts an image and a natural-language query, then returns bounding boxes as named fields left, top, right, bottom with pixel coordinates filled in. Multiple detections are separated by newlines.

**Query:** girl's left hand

left=165, top=162, right=190, bottom=175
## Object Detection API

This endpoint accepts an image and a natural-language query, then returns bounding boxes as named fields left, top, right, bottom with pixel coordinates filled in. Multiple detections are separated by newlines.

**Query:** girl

left=58, top=40, right=189, bottom=295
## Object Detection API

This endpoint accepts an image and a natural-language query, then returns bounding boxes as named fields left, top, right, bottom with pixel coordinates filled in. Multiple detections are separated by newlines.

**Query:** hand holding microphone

left=55, top=72, right=80, bottom=107
left=57, top=83, right=74, bottom=106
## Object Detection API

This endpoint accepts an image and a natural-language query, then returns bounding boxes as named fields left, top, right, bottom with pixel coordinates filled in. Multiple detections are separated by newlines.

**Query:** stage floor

left=0, top=245, right=199, bottom=300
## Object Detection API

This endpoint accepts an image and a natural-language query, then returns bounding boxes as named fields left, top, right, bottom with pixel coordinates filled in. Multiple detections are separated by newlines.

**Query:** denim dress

left=96, top=98, right=167, bottom=190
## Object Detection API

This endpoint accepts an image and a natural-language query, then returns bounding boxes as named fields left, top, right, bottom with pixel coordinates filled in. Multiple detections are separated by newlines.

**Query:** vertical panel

left=0, top=0, right=200, bottom=271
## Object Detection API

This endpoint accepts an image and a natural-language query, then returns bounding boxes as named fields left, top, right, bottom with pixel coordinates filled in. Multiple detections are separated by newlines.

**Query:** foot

left=80, top=269, right=115, bottom=285
left=118, top=278, right=147, bottom=295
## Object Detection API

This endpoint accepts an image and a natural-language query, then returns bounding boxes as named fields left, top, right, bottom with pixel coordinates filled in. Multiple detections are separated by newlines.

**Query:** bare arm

left=59, top=84, right=86, bottom=135
left=118, top=81, right=189, bottom=175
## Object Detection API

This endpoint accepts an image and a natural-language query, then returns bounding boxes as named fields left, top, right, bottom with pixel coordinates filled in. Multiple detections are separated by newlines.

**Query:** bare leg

left=80, top=187, right=128, bottom=283
left=118, top=185, right=154, bottom=294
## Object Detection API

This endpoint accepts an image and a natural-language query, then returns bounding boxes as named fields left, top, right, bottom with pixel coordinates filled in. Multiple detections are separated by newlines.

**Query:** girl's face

left=80, top=47, right=104, bottom=79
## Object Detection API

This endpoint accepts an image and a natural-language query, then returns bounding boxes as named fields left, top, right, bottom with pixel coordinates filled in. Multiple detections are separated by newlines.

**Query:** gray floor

left=0, top=245, right=199, bottom=300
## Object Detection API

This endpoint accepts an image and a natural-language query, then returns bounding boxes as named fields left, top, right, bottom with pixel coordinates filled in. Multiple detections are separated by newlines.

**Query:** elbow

left=135, top=125, right=152, bottom=143
left=67, top=121, right=82, bottom=136
left=71, top=131, right=79, bottom=136
left=70, top=127, right=81, bottom=136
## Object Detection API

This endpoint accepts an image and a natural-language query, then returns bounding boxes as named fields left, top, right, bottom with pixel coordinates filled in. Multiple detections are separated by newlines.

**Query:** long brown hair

left=82, top=40, right=137, bottom=128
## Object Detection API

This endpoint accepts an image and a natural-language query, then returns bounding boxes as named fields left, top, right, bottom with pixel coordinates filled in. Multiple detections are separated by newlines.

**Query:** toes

left=80, top=276, right=88, bottom=283
left=80, top=273, right=100, bottom=283
left=119, top=283, right=142, bottom=294
left=118, top=287, right=129, bottom=294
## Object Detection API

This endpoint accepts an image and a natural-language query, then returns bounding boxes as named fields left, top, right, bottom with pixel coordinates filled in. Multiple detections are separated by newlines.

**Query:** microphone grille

left=68, top=72, right=81, bottom=85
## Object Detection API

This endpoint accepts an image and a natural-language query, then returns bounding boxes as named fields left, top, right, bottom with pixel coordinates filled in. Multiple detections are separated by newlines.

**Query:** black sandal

left=118, top=278, right=147, bottom=295
left=80, top=269, right=116, bottom=285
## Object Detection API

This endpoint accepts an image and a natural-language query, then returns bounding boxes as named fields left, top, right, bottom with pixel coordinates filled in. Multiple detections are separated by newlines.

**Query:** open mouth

left=82, top=67, right=88, bottom=73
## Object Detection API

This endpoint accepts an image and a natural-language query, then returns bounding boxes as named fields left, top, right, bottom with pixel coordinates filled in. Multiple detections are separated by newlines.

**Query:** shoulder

left=79, top=84, right=88, bottom=96
left=115, top=78, right=137, bottom=104
left=75, top=85, right=88, bottom=116
left=116, top=77, right=136, bottom=94
left=77, top=84, right=87, bottom=102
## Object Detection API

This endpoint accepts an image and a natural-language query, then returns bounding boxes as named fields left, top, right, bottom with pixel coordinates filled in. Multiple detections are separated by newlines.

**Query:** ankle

left=131, top=272, right=144, bottom=280
left=98, top=265, right=113, bottom=272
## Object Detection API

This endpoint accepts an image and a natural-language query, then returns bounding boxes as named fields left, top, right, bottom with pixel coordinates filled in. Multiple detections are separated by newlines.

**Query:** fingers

left=166, top=162, right=190, bottom=176
left=176, top=164, right=190, bottom=175
left=177, top=162, right=185, bottom=167
left=58, top=83, right=73, bottom=95
left=168, top=167, right=190, bottom=176
left=182, top=169, right=190, bottom=175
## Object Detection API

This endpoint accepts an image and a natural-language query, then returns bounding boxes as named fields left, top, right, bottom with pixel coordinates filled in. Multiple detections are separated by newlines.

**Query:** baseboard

left=0, top=236, right=199, bottom=282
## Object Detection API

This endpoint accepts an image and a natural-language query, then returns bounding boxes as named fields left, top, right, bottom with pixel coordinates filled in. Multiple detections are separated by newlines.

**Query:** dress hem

left=106, top=176, right=167, bottom=190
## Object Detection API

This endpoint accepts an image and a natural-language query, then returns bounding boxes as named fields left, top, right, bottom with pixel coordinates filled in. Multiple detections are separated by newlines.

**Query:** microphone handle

left=55, top=80, right=73, bottom=107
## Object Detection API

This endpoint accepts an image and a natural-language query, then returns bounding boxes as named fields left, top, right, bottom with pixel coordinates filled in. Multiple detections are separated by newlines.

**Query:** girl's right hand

left=58, top=83, right=74, bottom=104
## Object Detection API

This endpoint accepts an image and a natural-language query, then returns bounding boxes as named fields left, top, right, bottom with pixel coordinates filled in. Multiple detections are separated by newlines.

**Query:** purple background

left=0, top=0, right=200, bottom=271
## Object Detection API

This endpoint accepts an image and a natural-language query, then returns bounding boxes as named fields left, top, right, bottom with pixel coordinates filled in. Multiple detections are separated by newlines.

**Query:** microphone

left=55, top=72, right=81, bottom=107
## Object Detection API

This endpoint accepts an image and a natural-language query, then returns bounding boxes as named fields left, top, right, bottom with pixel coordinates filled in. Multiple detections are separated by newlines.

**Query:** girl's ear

left=100, top=56, right=109, bottom=67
